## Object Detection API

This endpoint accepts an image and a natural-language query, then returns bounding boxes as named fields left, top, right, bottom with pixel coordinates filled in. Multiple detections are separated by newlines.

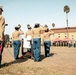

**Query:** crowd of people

left=12, top=23, right=54, bottom=61
left=0, top=6, right=54, bottom=68
left=0, top=6, right=76, bottom=68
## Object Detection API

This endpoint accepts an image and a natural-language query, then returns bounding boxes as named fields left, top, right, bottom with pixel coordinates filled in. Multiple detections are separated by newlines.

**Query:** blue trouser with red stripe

left=33, top=38, right=41, bottom=61
left=0, top=40, right=4, bottom=65
left=44, top=41, right=51, bottom=57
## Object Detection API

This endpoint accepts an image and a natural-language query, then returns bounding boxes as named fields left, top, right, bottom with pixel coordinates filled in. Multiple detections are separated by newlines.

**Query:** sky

left=0, top=0, right=76, bottom=37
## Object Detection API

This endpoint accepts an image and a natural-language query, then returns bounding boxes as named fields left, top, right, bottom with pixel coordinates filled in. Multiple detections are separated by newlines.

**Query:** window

left=65, top=33, right=67, bottom=37
left=58, top=34, right=60, bottom=38
left=72, top=35, right=74, bottom=40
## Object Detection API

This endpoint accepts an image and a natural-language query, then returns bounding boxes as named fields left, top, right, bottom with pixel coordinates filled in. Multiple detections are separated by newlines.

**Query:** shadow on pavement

left=0, top=57, right=28, bottom=68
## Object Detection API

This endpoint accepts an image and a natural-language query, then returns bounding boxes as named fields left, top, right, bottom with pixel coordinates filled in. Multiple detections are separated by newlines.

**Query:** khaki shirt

left=43, top=31, right=54, bottom=41
left=12, top=30, right=24, bottom=41
left=32, top=27, right=41, bottom=38
left=43, top=32, right=51, bottom=41
left=0, top=15, right=5, bottom=40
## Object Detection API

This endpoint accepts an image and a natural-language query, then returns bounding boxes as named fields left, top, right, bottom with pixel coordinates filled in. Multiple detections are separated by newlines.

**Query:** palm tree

left=52, top=23, right=55, bottom=28
left=64, top=5, right=70, bottom=37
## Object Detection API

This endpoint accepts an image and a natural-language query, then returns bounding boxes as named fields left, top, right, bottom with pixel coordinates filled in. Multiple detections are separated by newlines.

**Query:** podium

left=21, top=35, right=33, bottom=59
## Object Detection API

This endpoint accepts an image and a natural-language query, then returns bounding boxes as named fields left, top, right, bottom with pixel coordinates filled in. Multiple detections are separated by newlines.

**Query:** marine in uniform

left=12, top=26, right=24, bottom=59
left=0, top=6, right=5, bottom=67
left=32, top=23, right=42, bottom=61
left=43, top=28, right=54, bottom=57
left=73, top=41, right=76, bottom=48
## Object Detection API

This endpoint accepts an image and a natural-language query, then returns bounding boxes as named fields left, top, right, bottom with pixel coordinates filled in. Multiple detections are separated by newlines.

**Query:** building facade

left=50, top=27, right=76, bottom=46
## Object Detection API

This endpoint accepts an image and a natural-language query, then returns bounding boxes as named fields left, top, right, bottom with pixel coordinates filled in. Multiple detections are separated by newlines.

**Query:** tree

left=4, top=34, right=9, bottom=42
left=64, top=5, right=70, bottom=37
left=52, top=23, right=55, bottom=28
left=4, top=34, right=10, bottom=46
